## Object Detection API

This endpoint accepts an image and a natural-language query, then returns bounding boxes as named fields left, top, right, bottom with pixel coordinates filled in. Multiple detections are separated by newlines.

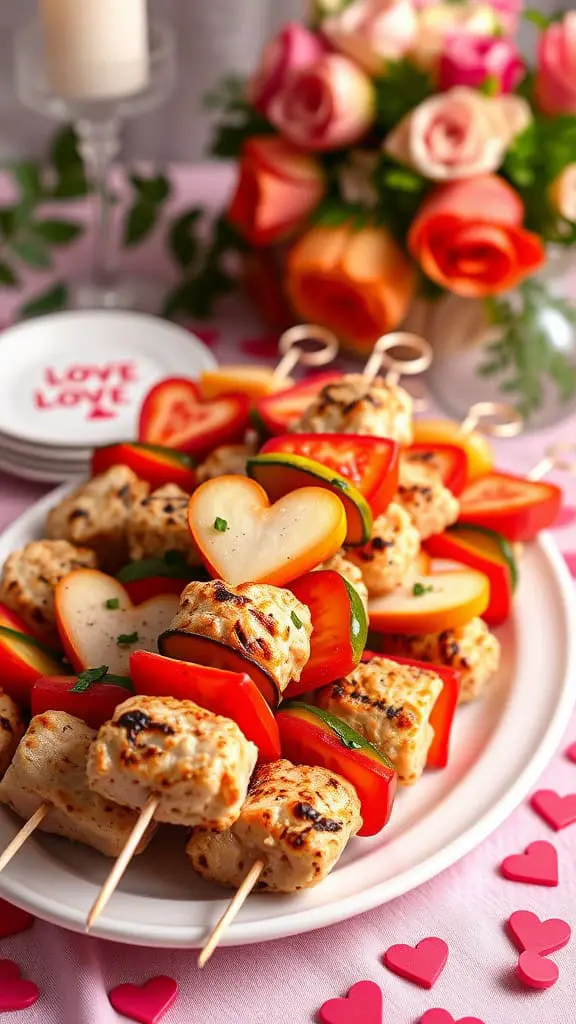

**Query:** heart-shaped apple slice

left=55, top=570, right=180, bottom=676
left=188, top=475, right=346, bottom=586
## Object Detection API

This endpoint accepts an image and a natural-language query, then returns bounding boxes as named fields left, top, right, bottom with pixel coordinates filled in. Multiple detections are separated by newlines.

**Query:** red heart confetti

left=507, top=910, right=571, bottom=955
left=383, top=936, right=448, bottom=989
left=563, top=553, right=576, bottom=578
left=553, top=506, right=576, bottom=528
left=0, top=899, right=35, bottom=939
left=501, top=841, right=558, bottom=887
left=516, top=950, right=559, bottom=991
left=0, top=959, right=40, bottom=1012
left=531, top=790, right=576, bottom=831
left=566, top=742, right=576, bottom=764
left=421, top=1011, right=485, bottom=1024
left=108, top=976, right=178, bottom=1024
left=319, top=980, right=383, bottom=1024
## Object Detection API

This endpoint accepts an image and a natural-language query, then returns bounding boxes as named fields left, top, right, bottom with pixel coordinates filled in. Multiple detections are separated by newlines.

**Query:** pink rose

left=535, top=13, right=576, bottom=117
left=489, top=0, right=523, bottom=33
left=412, top=2, right=499, bottom=69
left=440, top=35, right=524, bottom=93
left=549, top=164, right=576, bottom=223
left=249, top=23, right=326, bottom=117
left=322, top=0, right=418, bottom=75
left=384, top=86, right=530, bottom=181
left=268, top=54, right=375, bottom=152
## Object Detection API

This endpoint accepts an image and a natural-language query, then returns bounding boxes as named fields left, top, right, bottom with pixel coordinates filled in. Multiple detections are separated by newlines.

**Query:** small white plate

left=0, top=485, right=574, bottom=948
left=0, top=311, right=216, bottom=448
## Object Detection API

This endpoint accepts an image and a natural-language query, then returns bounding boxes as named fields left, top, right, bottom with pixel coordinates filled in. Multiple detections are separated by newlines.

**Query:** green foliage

left=374, top=60, right=434, bottom=133
left=48, top=126, right=90, bottom=198
left=168, top=209, right=203, bottom=269
left=372, top=154, right=430, bottom=247
left=163, top=215, right=246, bottom=320
left=19, top=283, right=68, bottom=319
left=205, top=74, right=274, bottom=159
left=123, top=172, right=171, bottom=246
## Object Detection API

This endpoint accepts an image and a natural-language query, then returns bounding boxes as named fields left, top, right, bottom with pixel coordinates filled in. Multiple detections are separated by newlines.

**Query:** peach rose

left=535, top=12, right=576, bottom=117
left=227, top=136, right=326, bottom=247
left=384, top=87, right=530, bottom=181
left=549, top=164, right=576, bottom=223
left=322, top=0, right=418, bottom=75
left=408, top=174, right=545, bottom=297
left=285, top=222, right=416, bottom=351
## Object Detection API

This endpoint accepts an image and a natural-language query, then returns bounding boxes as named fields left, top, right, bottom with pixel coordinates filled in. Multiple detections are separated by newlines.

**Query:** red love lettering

left=109, top=387, right=129, bottom=407
left=118, top=362, right=138, bottom=383
left=43, top=368, right=63, bottom=386
left=33, top=390, right=55, bottom=410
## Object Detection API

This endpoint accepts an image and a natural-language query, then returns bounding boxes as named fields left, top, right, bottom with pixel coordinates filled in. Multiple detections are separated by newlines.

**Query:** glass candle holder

left=14, top=18, right=176, bottom=312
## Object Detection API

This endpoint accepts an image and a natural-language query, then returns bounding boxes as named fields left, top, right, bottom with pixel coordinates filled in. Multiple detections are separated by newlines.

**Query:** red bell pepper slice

left=92, top=442, right=197, bottom=492
left=130, top=650, right=280, bottom=762
left=0, top=604, right=64, bottom=706
left=276, top=701, right=397, bottom=836
left=261, top=433, right=400, bottom=516
left=425, top=526, right=516, bottom=627
left=253, top=372, right=343, bottom=436
left=403, top=443, right=468, bottom=496
left=458, top=471, right=563, bottom=542
left=138, top=377, right=250, bottom=458
left=285, top=570, right=367, bottom=697
left=362, top=649, right=459, bottom=769
left=31, top=670, right=133, bottom=729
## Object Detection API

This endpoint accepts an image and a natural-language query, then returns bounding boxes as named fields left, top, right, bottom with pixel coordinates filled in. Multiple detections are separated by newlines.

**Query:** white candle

left=39, top=0, right=150, bottom=101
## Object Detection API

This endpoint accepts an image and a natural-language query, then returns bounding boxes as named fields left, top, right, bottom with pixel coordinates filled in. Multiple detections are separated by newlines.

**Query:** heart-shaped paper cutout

left=383, top=936, right=448, bottom=989
left=516, top=950, right=559, bottom=990
left=319, top=980, right=383, bottom=1024
left=507, top=910, right=571, bottom=955
left=188, top=475, right=346, bottom=586
left=0, top=899, right=34, bottom=939
left=108, top=976, right=178, bottom=1024
left=501, top=841, right=558, bottom=886
left=531, top=789, right=576, bottom=831
left=566, top=742, right=576, bottom=764
left=421, top=1011, right=485, bottom=1024
left=0, top=959, right=39, bottom=1012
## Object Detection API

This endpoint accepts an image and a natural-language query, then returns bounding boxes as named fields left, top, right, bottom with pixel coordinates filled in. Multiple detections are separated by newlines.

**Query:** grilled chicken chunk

left=127, top=483, right=200, bottom=565
left=382, top=617, right=501, bottom=703
left=196, top=444, right=255, bottom=483
left=0, top=712, right=156, bottom=857
left=167, top=579, right=312, bottom=694
left=347, top=502, right=420, bottom=596
left=317, top=550, right=369, bottom=609
left=292, top=374, right=413, bottom=446
left=0, top=539, right=97, bottom=645
left=186, top=759, right=361, bottom=892
left=314, top=657, right=443, bottom=784
left=396, top=457, right=460, bottom=540
left=46, top=465, right=149, bottom=571
left=88, top=695, right=258, bottom=830
left=0, top=691, right=25, bottom=780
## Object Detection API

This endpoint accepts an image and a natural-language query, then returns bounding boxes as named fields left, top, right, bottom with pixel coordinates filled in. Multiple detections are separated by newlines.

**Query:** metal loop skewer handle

left=363, top=333, right=433, bottom=386
left=273, top=324, right=339, bottom=383
left=529, top=442, right=576, bottom=481
left=460, top=401, right=524, bottom=438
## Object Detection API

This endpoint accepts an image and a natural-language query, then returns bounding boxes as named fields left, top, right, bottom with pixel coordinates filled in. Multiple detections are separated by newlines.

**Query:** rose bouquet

left=196, top=2, right=576, bottom=419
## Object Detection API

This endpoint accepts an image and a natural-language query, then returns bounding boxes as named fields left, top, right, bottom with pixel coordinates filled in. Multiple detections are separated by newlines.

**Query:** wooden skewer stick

left=0, top=803, right=49, bottom=873
left=362, top=331, right=432, bottom=386
left=272, top=324, right=339, bottom=385
left=85, top=794, right=158, bottom=933
left=197, top=859, right=265, bottom=968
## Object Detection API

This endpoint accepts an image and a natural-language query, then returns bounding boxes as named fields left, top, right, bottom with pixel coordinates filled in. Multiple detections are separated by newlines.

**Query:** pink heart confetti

left=108, top=976, right=178, bottom=1024
left=319, top=981, right=383, bottom=1024
left=507, top=910, right=571, bottom=955
left=383, top=936, right=448, bottom=989
left=563, top=553, right=576, bottom=578
left=516, top=951, right=559, bottom=991
left=0, top=899, right=35, bottom=939
left=421, top=1011, right=485, bottom=1024
left=553, top=506, right=576, bottom=528
left=531, top=789, right=576, bottom=831
left=500, top=841, right=558, bottom=887
left=566, top=742, right=576, bottom=764
left=0, top=959, right=40, bottom=1012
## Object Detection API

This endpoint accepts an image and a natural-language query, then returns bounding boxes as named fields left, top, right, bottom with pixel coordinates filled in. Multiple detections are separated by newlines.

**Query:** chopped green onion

left=70, top=665, right=109, bottom=693
left=105, top=598, right=120, bottom=610
left=214, top=517, right=228, bottom=532
left=412, top=582, right=434, bottom=597
left=116, top=632, right=139, bottom=646
left=291, top=610, right=304, bottom=629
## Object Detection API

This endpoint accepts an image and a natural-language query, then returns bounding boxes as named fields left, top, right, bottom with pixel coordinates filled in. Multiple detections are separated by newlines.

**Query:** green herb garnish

left=105, top=598, right=120, bottom=610
left=116, top=632, right=139, bottom=646
left=214, top=517, right=228, bottom=532
left=291, top=611, right=304, bottom=629
left=412, top=582, right=434, bottom=597
left=70, top=665, right=109, bottom=693
left=331, top=478, right=349, bottom=491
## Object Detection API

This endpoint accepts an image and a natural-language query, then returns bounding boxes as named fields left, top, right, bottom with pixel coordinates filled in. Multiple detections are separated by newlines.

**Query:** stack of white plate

left=0, top=310, right=217, bottom=483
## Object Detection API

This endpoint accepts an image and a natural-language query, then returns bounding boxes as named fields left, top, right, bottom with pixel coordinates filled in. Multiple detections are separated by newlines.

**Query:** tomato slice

left=403, top=443, right=468, bottom=496
left=276, top=702, right=397, bottom=836
left=426, top=526, right=516, bottom=626
left=261, top=433, right=400, bottom=516
left=458, top=471, right=563, bottom=541
left=254, top=372, right=343, bottom=436
left=92, top=442, right=197, bottom=492
left=31, top=672, right=133, bottom=729
left=130, top=651, right=280, bottom=762
left=138, top=377, right=250, bottom=458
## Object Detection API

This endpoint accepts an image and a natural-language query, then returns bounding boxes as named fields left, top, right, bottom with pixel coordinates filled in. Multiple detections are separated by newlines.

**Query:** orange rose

left=228, top=136, right=326, bottom=247
left=285, top=222, right=416, bottom=352
left=408, top=175, right=545, bottom=298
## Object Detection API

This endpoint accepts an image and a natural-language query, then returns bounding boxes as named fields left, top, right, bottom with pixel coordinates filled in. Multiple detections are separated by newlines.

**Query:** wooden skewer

left=459, top=400, right=523, bottom=439
left=362, top=331, right=432, bottom=386
left=272, top=324, right=339, bottom=384
left=85, top=794, right=158, bottom=932
left=0, top=803, right=49, bottom=873
left=197, top=859, right=265, bottom=968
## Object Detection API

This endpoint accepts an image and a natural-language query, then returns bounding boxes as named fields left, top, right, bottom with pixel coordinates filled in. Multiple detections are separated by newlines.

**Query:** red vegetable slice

left=276, top=702, right=397, bottom=836
left=261, top=433, right=400, bottom=516
left=458, top=471, right=563, bottom=541
left=0, top=604, right=64, bottom=705
left=285, top=570, right=367, bottom=697
left=92, top=441, right=197, bottom=491
left=425, top=526, right=516, bottom=627
left=138, top=377, right=250, bottom=458
left=158, top=631, right=280, bottom=709
left=254, top=372, right=342, bottom=436
left=130, top=651, right=280, bottom=762
left=31, top=670, right=133, bottom=729
left=403, top=443, right=468, bottom=496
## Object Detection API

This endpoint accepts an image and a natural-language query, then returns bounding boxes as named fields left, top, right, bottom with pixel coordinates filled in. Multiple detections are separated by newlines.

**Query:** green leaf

left=71, top=665, right=109, bottom=693
left=50, top=173, right=90, bottom=199
left=524, top=8, right=551, bottom=29
left=375, top=60, right=434, bottom=132
left=0, top=208, right=16, bottom=241
left=0, top=261, right=18, bottom=287
left=31, top=218, right=82, bottom=245
left=129, top=172, right=171, bottom=205
left=10, top=161, right=43, bottom=206
left=12, top=236, right=51, bottom=269
left=479, top=74, right=500, bottom=96
left=382, top=167, right=425, bottom=193
left=168, top=209, right=202, bottom=269
left=123, top=200, right=158, bottom=246
left=19, top=283, right=68, bottom=319
left=50, top=125, right=82, bottom=174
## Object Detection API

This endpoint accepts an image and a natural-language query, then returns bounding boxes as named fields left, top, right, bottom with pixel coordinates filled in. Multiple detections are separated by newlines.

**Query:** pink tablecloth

left=1, top=166, right=576, bottom=1024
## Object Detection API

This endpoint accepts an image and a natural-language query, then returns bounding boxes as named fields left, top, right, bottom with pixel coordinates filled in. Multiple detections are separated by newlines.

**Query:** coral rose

left=535, top=12, right=576, bottom=117
left=408, top=174, right=545, bottom=297
left=285, top=222, right=416, bottom=351
left=227, top=136, right=326, bottom=247
left=322, top=0, right=418, bottom=75
left=439, top=35, right=524, bottom=94
left=249, top=23, right=326, bottom=117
